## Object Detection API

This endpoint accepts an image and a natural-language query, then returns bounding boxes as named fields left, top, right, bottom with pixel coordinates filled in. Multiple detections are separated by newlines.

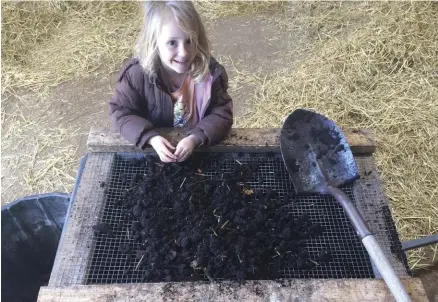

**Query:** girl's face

left=157, top=15, right=196, bottom=77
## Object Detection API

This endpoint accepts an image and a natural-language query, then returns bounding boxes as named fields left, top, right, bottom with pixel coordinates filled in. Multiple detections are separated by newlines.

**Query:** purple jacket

left=109, top=57, right=233, bottom=149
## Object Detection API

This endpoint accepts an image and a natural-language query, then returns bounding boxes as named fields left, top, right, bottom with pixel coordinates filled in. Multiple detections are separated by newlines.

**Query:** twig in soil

left=135, top=254, right=146, bottom=271
left=198, top=215, right=204, bottom=227
left=235, top=159, right=243, bottom=165
left=165, top=239, right=174, bottom=246
left=125, top=186, right=137, bottom=192
left=237, top=254, right=243, bottom=263
left=203, top=268, right=215, bottom=282
left=126, top=227, right=130, bottom=240
left=221, top=220, right=229, bottom=229
left=211, top=227, right=218, bottom=237
left=180, top=177, right=187, bottom=188
left=309, top=259, right=320, bottom=266
left=170, top=165, right=182, bottom=177
left=275, top=248, right=281, bottom=256
left=195, top=173, right=208, bottom=176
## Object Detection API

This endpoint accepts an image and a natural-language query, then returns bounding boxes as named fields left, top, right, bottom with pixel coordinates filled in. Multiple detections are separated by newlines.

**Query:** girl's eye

left=167, top=40, right=177, bottom=46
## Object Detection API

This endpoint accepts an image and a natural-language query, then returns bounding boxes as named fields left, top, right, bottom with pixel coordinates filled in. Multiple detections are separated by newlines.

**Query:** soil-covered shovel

left=280, top=109, right=411, bottom=302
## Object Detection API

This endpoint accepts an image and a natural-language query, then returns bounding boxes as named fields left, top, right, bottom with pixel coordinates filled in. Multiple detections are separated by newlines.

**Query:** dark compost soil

left=93, top=154, right=332, bottom=282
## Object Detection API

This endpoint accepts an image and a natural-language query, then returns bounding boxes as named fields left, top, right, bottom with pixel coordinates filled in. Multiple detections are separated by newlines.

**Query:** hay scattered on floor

left=195, top=1, right=287, bottom=21
left=233, top=2, right=438, bottom=269
left=1, top=1, right=141, bottom=94
left=1, top=93, right=82, bottom=201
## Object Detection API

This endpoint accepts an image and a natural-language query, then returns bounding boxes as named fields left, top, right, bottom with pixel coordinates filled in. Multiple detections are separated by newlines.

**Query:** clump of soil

left=96, top=154, right=331, bottom=282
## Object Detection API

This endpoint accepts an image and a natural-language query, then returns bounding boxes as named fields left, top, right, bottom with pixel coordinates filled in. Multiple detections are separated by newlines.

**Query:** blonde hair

left=134, top=1, right=211, bottom=83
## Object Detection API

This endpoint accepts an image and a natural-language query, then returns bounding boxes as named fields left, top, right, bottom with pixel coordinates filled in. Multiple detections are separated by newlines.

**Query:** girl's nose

left=179, top=44, right=188, bottom=57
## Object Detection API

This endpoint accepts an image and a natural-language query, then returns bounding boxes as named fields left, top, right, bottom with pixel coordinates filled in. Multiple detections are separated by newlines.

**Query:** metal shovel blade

left=280, top=109, right=412, bottom=302
left=280, top=109, right=359, bottom=194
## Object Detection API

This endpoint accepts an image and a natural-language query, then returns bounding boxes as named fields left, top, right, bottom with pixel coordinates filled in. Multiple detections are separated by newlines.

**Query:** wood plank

left=48, top=153, right=115, bottom=286
left=38, top=279, right=426, bottom=302
left=87, top=127, right=376, bottom=154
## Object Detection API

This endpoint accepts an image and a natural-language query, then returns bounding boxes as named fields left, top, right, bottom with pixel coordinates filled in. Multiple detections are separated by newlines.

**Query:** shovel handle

left=362, top=235, right=412, bottom=302
left=326, top=186, right=371, bottom=238
left=327, top=186, right=411, bottom=302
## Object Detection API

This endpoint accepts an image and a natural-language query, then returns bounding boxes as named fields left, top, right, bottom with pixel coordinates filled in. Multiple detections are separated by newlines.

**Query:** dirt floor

left=416, top=263, right=438, bottom=302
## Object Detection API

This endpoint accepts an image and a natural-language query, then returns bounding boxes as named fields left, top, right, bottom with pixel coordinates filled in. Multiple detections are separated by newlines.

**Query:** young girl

left=109, top=1, right=233, bottom=163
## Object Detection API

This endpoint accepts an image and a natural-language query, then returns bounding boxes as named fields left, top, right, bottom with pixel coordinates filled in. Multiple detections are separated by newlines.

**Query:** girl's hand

left=175, top=135, right=201, bottom=162
left=148, top=136, right=177, bottom=163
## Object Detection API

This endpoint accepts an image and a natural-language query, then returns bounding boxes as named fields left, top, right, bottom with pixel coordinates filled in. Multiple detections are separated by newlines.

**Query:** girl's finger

left=177, top=150, right=187, bottom=162
left=174, top=145, right=183, bottom=157
left=158, top=154, right=166, bottom=162
left=161, top=152, right=174, bottom=163
left=179, top=150, right=192, bottom=162
left=162, top=146, right=178, bottom=160
left=163, top=139, right=176, bottom=150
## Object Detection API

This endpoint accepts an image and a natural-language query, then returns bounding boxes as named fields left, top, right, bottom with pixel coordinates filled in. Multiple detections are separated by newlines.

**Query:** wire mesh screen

left=85, top=152, right=379, bottom=284
left=353, top=155, right=410, bottom=277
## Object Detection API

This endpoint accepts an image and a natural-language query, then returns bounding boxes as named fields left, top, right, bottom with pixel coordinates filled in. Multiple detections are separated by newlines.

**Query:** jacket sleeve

left=109, top=64, right=159, bottom=149
left=187, top=66, right=233, bottom=146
